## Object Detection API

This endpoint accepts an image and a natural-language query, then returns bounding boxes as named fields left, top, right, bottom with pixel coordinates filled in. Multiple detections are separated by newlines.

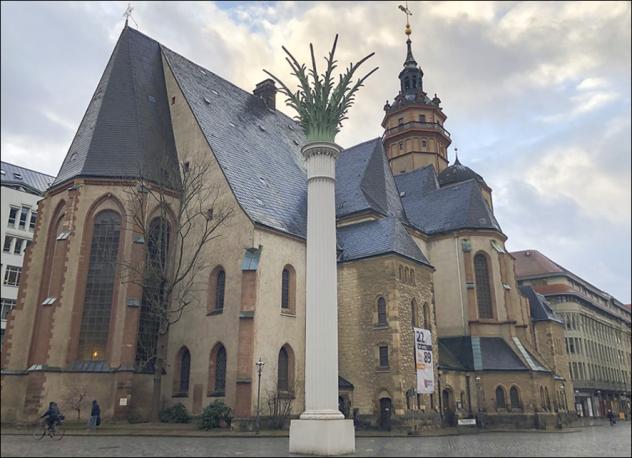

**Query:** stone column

left=289, top=142, right=355, bottom=455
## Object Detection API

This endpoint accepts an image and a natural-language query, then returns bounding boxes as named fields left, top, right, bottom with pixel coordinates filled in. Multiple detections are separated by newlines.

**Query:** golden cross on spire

left=398, top=1, right=413, bottom=36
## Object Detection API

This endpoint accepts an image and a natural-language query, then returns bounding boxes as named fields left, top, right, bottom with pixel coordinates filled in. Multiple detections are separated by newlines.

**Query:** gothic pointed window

left=510, top=386, right=521, bottom=410
left=278, top=347, right=289, bottom=392
left=136, top=217, right=171, bottom=370
left=216, top=270, right=226, bottom=311
left=77, top=210, right=121, bottom=361
left=174, top=346, right=191, bottom=395
left=495, top=386, right=506, bottom=410
left=215, top=345, right=227, bottom=394
left=474, top=253, right=494, bottom=319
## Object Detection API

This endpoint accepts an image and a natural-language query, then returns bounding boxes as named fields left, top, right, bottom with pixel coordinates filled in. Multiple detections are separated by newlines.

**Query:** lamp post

left=255, top=358, right=265, bottom=434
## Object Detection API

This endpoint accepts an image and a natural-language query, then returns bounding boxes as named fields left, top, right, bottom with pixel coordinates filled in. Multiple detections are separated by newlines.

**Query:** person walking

left=607, top=408, right=616, bottom=426
left=88, top=400, right=101, bottom=431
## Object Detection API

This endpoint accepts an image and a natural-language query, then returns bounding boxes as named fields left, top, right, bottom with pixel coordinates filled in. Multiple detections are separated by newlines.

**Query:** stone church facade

left=1, top=25, right=575, bottom=429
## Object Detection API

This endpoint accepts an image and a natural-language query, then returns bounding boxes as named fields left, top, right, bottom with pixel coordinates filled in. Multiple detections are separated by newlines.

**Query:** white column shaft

left=301, top=143, right=343, bottom=420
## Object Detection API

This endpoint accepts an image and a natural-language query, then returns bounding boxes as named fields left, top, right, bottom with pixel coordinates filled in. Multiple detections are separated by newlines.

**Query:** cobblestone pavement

left=1, top=423, right=630, bottom=457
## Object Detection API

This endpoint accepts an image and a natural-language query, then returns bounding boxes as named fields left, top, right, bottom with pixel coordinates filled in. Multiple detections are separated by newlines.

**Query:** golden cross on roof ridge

left=123, top=3, right=138, bottom=28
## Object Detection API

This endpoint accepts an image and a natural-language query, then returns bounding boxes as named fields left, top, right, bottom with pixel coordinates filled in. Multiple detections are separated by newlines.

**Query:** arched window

left=377, top=297, right=388, bottom=326
left=495, top=386, right=506, bottom=410
left=510, top=386, right=521, bottom=410
left=208, top=266, right=226, bottom=313
left=422, top=303, right=429, bottom=329
left=545, top=387, right=551, bottom=411
left=281, top=268, right=290, bottom=309
left=540, top=386, right=546, bottom=410
left=77, top=210, right=122, bottom=361
left=411, top=299, right=418, bottom=328
left=277, top=345, right=295, bottom=393
left=280, top=265, right=296, bottom=313
left=208, top=343, right=227, bottom=396
left=215, top=345, right=227, bottom=394
left=216, top=270, right=225, bottom=310
left=399, top=266, right=403, bottom=281
left=136, top=217, right=171, bottom=369
left=474, top=253, right=494, bottom=319
left=174, top=346, right=191, bottom=396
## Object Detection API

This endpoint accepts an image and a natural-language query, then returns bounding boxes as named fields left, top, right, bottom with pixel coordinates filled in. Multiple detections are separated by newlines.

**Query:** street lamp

left=255, top=358, right=265, bottom=434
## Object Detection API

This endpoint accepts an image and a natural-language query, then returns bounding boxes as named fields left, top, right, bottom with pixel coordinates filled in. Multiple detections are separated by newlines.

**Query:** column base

left=289, top=418, right=355, bottom=456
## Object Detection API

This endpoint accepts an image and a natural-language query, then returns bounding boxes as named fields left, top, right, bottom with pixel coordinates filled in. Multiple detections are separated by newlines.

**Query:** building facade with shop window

left=513, top=249, right=631, bottom=419
left=0, top=162, right=55, bottom=349
left=2, top=24, right=579, bottom=429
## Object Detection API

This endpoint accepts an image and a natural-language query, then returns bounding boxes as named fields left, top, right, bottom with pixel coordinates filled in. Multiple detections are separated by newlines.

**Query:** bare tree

left=120, top=159, right=234, bottom=421
left=62, top=383, right=90, bottom=422
left=266, top=390, right=294, bottom=429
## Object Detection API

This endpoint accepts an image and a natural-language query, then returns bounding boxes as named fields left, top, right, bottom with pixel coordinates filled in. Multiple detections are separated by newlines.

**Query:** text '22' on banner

left=414, top=327, right=434, bottom=394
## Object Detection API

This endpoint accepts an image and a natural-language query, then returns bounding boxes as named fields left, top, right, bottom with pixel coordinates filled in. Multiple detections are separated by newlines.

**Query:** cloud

left=1, top=1, right=630, bottom=301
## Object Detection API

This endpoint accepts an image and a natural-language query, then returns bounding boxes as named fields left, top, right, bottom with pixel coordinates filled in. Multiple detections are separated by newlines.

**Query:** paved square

left=1, top=424, right=630, bottom=457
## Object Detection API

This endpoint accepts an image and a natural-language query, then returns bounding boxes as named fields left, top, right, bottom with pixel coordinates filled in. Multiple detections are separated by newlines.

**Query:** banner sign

left=414, top=327, right=434, bottom=394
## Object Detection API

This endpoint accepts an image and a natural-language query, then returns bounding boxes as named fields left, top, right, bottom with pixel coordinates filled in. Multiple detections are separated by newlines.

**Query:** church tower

left=382, top=21, right=451, bottom=175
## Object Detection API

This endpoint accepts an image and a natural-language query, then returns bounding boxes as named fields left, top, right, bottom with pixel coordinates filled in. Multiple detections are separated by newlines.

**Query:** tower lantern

left=383, top=4, right=452, bottom=175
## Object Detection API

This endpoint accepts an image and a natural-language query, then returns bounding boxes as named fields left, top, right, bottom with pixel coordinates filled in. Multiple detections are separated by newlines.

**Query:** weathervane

left=123, top=2, right=138, bottom=28
left=398, top=1, right=413, bottom=36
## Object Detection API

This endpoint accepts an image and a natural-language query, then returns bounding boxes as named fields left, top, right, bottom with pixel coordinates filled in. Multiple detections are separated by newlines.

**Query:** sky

left=1, top=1, right=630, bottom=302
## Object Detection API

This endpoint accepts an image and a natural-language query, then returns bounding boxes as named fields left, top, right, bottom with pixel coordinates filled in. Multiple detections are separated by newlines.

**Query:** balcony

left=383, top=121, right=451, bottom=140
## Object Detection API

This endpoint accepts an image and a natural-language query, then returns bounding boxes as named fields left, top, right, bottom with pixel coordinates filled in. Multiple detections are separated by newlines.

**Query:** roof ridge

left=341, top=137, right=381, bottom=153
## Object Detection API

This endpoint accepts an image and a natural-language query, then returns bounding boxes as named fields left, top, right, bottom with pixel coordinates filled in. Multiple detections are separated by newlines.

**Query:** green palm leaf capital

left=264, top=34, right=378, bottom=143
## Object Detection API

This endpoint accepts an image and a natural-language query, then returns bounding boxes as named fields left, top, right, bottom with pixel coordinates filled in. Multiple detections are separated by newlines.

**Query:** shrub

left=159, top=403, right=191, bottom=423
left=199, top=400, right=232, bottom=430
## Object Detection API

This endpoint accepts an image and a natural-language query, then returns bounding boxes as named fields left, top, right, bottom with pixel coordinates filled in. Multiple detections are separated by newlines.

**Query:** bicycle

left=32, top=418, right=65, bottom=440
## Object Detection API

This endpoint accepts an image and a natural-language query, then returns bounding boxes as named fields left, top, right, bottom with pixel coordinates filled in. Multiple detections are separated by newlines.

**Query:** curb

left=0, top=427, right=588, bottom=439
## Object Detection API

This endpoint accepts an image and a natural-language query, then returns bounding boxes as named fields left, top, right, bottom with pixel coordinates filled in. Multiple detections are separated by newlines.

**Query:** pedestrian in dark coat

left=88, top=400, right=101, bottom=431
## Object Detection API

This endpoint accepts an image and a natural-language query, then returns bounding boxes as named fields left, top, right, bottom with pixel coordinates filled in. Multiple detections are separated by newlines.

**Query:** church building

left=1, top=24, right=575, bottom=429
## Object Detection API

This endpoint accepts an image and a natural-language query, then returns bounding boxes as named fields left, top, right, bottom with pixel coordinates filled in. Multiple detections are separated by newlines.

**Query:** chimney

left=254, top=79, right=277, bottom=110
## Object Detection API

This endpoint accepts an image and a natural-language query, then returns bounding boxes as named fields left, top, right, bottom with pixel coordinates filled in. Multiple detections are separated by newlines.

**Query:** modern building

left=1, top=24, right=575, bottom=429
left=513, top=249, right=631, bottom=419
left=0, top=162, right=55, bottom=348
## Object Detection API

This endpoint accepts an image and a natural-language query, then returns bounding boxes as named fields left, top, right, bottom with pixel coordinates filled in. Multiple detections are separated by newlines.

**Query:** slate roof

left=1, top=162, right=55, bottom=195
left=396, top=174, right=502, bottom=235
left=519, top=285, right=564, bottom=324
left=437, top=157, right=488, bottom=188
left=337, top=217, right=430, bottom=266
left=161, top=42, right=308, bottom=238
left=394, top=165, right=438, bottom=199
left=336, top=138, right=405, bottom=220
left=51, top=25, right=498, bottom=264
left=438, top=337, right=533, bottom=372
left=52, top=26, right=180, bottom=189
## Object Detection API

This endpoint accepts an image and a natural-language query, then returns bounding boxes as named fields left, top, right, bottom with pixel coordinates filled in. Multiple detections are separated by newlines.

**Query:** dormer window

left=13, top=172, right=23, bottom=180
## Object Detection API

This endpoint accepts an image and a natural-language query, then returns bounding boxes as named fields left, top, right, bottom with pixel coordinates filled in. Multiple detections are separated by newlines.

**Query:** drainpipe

left=455, top=236, right=466, bottom=334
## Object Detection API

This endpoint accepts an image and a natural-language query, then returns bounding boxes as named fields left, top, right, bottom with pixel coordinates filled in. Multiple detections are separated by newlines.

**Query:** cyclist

left=40, top=402, right=63, bottom=433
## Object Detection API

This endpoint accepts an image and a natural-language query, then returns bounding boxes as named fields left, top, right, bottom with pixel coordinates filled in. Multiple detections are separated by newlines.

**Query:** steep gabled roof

left=396, top=175, right=502, bottom=235
left=519, top=285, right=564, bottom=324
left=52, top=27, right=179, bottom=189
left=1, top=162, right=55, bottom=195
left=161, top=44, right=308, bottom=238
left=336, top=138, right=405, bottom=220
left=337, top=217, right=430, bottom=266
